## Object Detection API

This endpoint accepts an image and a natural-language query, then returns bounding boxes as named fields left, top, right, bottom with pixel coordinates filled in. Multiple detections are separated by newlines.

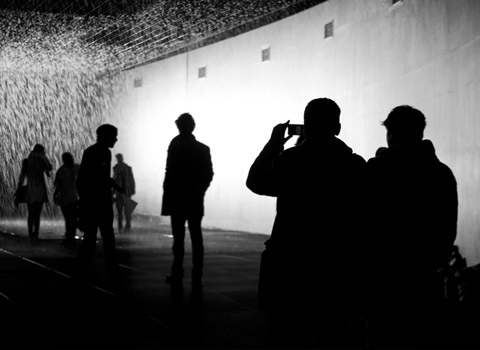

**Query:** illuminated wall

left=114, top=0, right=480, bottom=265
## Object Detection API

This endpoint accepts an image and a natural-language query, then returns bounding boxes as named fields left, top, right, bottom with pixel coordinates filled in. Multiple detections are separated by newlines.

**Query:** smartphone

left=287, top=124, right=304, bottom=136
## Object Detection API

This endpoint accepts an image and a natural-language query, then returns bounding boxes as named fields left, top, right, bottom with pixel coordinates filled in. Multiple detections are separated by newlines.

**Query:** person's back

left=113, top=155, right=135, bottom=198
left=55, top=162, right=79, bottom=207
left=366, top=105, right=458, bottom=347
left=77, top=142, right=113, bottom=208
left=162, top=113, right=213, bottom=286
left=163, top=132, right=213, bottom=217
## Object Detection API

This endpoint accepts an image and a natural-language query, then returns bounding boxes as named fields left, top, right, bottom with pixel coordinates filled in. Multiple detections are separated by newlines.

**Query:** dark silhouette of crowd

left=247, top=98, right=458, bottom=348
left=12, top=99, right=465, bottom=348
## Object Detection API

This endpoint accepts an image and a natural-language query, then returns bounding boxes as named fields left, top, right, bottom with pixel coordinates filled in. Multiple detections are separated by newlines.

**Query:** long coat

left=18, top=152, right=53, bottom=204
left=161, top=133, right=213, bottom=217
left=113, top=162, right=135, bottom=198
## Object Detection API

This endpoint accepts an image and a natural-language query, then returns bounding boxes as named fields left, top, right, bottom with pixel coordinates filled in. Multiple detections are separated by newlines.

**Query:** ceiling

left=0, top=0, right=325, bottom=71
left=0, top=0, right=158, bottom=16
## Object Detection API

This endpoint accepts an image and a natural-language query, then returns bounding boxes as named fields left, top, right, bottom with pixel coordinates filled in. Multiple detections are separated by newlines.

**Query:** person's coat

left=18, top=151, right=53, bottom=204
left=161, top=133, right=213, bottom=217
left=54, top=164, right=80, bottom=207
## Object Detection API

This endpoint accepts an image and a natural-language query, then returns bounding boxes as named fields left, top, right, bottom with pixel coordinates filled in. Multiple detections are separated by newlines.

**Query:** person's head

left=303, top=98, right=341, bottom=138
left=175, top=113, right=195, bottom=134
left=32, top=144, right=45, bottom=154
left=382, top=105, right=426, bottom=147
left=96, top=124, right=118, bottom=148
left=115, top=153, right=124, bottom=163
left=61, top=152, right=74, bottom=167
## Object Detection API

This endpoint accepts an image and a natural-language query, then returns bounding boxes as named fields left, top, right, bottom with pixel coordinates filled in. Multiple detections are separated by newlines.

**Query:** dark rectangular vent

left=261, top=47, right=270, bottom=62
left=198, top=66, right=207, bottom=78
left=324, top=20, right=334, bottom=38
left=134, top=77, right=142, bottom=88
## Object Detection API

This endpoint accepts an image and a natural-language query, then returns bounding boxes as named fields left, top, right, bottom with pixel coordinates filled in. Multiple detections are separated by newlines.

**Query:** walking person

left=76, top=124, right=124, bottom=282
left=17, top=144, right=53, bottom=243
left=162, top=113, right=214, bottom=287
left=113, top=153, right=135, bottom=232
left=54, top=152, right=80, bottom=246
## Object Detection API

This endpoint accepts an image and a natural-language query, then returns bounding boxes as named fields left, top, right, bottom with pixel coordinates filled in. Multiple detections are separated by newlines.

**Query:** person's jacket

left=54, top=164, right=80, bottom=206
left=366, top=139, right=458, bottom=276
left=18, top=151, right=53, bottom=204
left=76, top=143, right=117, bottom=210
left=247, top=136, right=366, bottom=256
left=113, top=162, right=135, bottom=198
left=161, top=133, right=213, bottom=217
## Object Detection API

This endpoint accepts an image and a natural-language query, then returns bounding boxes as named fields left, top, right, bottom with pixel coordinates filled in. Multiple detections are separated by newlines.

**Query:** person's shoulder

left=196, top=140, right=210, bottom=150
left=435, top=159, right=457, bottom=183
left=84, top=144, right=97, bottom=154
left=351, top=153, right=366, bottom=165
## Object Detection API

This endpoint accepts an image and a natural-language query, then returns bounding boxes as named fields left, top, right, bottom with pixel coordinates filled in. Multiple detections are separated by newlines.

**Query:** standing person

left=113, top=153, right=135, bottom=232
left=366, top=105, right=458, bottom=348
left=162, top=113, right=213, bottom=286
left=76, top=124, right=124, bottom=281
left=17, top=144, right=53, bottom=243
left=246, top=98, right=366, bottom=347
left=54, top=152, right=80, bottom=246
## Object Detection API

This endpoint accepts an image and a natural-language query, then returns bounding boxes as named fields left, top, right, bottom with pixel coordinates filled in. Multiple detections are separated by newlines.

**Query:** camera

left=287, top=124, right=304, bottom=136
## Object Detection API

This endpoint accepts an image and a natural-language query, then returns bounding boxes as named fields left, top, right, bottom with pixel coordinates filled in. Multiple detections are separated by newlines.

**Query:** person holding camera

left=246, top=98, right=366, bottom=347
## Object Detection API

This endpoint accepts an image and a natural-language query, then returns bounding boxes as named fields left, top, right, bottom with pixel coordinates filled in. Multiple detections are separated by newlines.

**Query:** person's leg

left=169, top=215, right=187, bottom=280
left=77, top=224, right=98, bottom=278
left=115, top=199, right=123, bottom=232
left=99, top=207, right=119, bottom=277
left=64, top=203, right=77, bottom=241
left=32, top=202, right=43, bottom=238
left=125, top=196, right=132, bottom=230
left=60, top=205, right=69, bottom=239
left=27, top=203, right=34, bottom=239
left=188, top=216, right=204, bottom=282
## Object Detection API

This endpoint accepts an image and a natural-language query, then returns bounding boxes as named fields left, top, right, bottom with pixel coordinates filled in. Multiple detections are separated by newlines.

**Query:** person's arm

left=44, top=156, right=53, bottom=177
left=246, top=121, right=292, bottom=197
left=18, top=159, right=27, bottom=188
left=128, top=166, right=135, bottom=196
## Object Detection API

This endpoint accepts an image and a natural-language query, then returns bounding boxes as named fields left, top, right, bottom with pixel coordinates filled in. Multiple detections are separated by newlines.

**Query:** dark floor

left=0, top=218, right=478, bottom=350
left=0, top=217, right=270, bottom=350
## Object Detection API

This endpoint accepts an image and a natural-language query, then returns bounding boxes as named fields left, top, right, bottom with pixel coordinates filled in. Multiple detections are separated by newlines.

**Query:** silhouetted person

left=113, top=153, right=136, bottom=232
left=366, top=105, right=458, bottom=348
left=247, top=98, right=366, bottom=347
left=162, top=113, right=213, bottom=286
left=17, top=144, right=53, bottom=243
left=76, top=124, right=123, bottom=281
left=54, top=152, right=80, bottom=246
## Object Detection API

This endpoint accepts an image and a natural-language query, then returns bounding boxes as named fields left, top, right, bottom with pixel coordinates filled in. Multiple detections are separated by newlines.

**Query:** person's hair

left=382, top=105, right=426, bottom=144
left=115, top=153, right=124, bottom=162
left=32, top=144, right=45, bottom=153
left=62, top=152, right=74, bottom=167
left=175, top=113, right=195, bottom=134
left=303, top=98, right=341, bottom=136
left=96, top=124, right=117, bottom=139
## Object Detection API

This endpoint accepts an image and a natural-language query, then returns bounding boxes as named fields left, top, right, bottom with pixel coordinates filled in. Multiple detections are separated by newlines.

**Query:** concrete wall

left=113, top=0, right=480, bottom=265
